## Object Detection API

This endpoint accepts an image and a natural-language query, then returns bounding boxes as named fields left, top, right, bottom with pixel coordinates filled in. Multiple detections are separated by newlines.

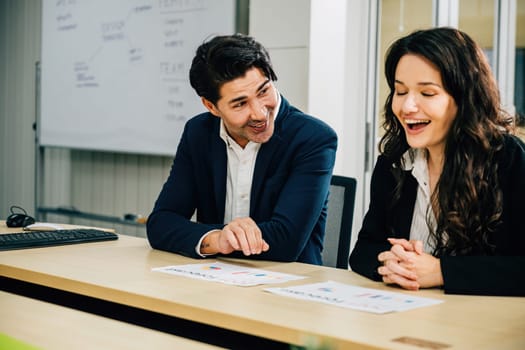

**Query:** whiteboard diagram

left=40, top=0, right=235, bottom=155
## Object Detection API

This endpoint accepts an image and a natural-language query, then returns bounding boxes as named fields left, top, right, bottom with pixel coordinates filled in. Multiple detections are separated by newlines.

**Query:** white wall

left=310, top=0, right=373, bottom=251
left=0, top=0, right=41, bottom=218
left=249, top=0, right=311, bottom=111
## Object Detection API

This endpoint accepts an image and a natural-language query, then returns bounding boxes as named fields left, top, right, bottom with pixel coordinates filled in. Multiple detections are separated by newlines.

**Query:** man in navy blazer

left=147, top=34, right=337, bottom=264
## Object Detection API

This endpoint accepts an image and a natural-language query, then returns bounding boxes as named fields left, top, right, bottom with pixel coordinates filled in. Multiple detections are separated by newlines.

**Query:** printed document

left=265, top=280, right=443, bottom=314
left=153, top=262, right=306, bottom=286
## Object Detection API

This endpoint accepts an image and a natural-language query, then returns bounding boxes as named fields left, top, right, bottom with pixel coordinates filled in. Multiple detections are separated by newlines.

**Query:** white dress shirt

left=221, top=92, right=281, bottom=222
left=400, top=148, right=437, bottom=253
left=195, top=93, right=281, bottom=256
left=220, top=127, right=261, bottom=223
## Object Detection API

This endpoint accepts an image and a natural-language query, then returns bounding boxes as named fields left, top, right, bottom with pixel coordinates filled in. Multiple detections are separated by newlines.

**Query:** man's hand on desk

left=200, top=217, right=270, bottom=256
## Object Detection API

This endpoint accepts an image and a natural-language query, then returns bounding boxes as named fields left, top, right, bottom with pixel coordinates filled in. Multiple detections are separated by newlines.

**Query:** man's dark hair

left=189, top=33, right=277, bottom=105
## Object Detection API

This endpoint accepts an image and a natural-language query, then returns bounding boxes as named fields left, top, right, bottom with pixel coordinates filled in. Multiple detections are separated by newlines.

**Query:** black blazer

left=350, top=135, right=525, bottom=296
left=147, top=96, right=337, bottom=264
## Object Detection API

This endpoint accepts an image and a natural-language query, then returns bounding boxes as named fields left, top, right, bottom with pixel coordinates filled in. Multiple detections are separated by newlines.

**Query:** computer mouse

left=6, top=213, right=36, bottom=227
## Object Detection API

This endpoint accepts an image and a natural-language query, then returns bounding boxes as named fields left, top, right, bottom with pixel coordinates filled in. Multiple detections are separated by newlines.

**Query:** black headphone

left=6, top=205, right=35, bottom=228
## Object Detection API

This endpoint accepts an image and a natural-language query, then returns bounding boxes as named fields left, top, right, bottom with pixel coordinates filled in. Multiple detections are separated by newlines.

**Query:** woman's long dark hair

left=380, top=27, right=514, bottom=256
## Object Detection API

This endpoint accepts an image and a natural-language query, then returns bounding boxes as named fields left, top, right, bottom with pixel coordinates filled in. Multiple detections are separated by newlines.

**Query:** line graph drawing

left=40, top=0, right=234, bottom=155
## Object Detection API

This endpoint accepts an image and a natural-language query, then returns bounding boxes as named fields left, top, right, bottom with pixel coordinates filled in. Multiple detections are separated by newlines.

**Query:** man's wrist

left=200, top=230, right=219, bottom=254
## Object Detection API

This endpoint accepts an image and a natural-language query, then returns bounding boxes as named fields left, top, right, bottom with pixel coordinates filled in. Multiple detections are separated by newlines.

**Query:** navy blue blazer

left=350, top=135, right=525, bottom=296
left=147, top=96, right=337, bottom=264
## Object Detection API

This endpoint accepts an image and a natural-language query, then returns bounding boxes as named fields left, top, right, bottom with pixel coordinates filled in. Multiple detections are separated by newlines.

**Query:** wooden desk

left=0, top=291, right=222, bottom=350
left=1, top=224, right=524, bottom=349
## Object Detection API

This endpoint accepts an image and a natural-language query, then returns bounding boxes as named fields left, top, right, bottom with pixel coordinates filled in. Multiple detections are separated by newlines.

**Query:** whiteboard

left=40, top=0, right=235, bottom=156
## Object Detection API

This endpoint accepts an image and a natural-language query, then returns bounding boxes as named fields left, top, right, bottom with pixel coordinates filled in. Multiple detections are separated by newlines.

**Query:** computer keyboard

left=0, top=229, right=118, bottom=251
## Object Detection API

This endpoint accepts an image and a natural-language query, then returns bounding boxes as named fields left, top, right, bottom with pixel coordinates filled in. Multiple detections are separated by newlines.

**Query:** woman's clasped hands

left=377, top=238, right=444, bottom=290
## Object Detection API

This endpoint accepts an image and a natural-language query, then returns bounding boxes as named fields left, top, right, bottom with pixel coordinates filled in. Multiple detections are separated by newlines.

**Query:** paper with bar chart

left=265, top=280, right=444, bottom=314
left=152, top=262, right=306, bottom=286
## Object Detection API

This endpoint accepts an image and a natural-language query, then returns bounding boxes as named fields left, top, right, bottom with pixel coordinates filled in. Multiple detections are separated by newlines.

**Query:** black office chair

left=322, top=175, right=357, bottom=269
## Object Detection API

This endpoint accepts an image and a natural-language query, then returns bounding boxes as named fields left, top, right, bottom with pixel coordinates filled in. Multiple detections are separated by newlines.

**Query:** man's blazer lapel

left=209, top=124, right=227, bottom=222
left=250, top=99, right=287, bottom=210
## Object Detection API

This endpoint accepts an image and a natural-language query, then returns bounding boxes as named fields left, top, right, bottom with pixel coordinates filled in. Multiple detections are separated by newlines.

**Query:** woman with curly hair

left=349, top=27, right=525, bottom=296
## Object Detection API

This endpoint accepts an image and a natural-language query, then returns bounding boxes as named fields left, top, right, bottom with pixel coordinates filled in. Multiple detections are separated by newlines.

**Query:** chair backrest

left=322, top=175, right=357, bottom=269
